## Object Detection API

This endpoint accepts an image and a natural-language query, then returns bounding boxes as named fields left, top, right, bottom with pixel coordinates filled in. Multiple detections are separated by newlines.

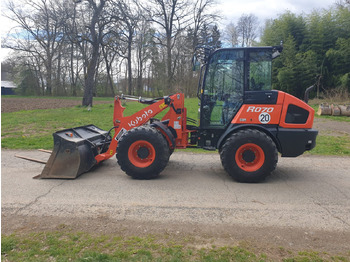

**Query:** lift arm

left=95, top=94, right=187, bottom=164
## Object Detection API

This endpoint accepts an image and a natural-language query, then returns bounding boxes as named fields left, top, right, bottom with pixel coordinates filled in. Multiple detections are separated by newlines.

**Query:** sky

left=218, top=0, right=333, bottom=23
left=0, top=0, right=335, bottom=62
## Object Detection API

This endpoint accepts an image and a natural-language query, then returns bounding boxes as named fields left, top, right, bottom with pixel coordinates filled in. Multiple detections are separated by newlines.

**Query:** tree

left=224, top=22, right=239, bottom=47
left=110, top=0, right=140, bottom=95
left=134, top=19, right=153, bottom=96
left=192, top=0, right=220, bottom=49
left=4, top=0, right=68, bottom=95
left=138, top=0, right=193, bottom=93
left=261, top=12, right=306, bottom=48
left=236, top=14, right=259, bottom=47
left=78, top=0, right=107, bottom=106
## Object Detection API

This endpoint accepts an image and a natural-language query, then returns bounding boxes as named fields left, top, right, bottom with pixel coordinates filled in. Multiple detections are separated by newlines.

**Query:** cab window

left=248, top=51, right=272, bottom=91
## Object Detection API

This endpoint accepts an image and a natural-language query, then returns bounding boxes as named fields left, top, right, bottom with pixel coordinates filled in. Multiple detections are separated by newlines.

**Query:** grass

left=1, top=101, right=146, bottom=149
left=1, top=97, right=349, bottom=155
left=309, top=135, right=350, bottom=156
left=2, top=232, right=349, bottom=262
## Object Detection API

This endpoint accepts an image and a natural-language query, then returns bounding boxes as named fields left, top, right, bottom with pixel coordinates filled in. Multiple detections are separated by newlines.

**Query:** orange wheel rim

left=235, top=143, right=265, bottom=172
left=128, top=140, right=155, bottom=168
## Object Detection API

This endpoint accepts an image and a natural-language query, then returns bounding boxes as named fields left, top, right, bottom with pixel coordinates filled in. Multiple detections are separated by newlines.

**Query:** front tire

left=116, top=126, right=170, bottom=179
left=220, top=129, right=278, bottom=183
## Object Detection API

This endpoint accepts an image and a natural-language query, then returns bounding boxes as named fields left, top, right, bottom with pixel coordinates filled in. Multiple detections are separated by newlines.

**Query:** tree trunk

left=127, top=40, right=133, bottom=95
left=46, top=59, right=53, bottom=95
left=82, top=43, right=99, bottom=106
left=166, top=36, right=172, bottom=94
left=81, top=0, right=106, bottom=106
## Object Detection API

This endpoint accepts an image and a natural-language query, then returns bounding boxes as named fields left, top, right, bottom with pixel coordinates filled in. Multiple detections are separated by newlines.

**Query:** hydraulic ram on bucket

left=36, top=125, right=111, bottom=179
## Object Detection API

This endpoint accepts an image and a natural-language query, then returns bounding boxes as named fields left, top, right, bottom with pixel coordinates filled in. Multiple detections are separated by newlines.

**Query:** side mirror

left=192, top=56, right=200, bottom=71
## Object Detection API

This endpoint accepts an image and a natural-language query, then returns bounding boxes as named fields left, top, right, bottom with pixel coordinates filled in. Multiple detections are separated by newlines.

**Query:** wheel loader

left=37, top=46, right=318, bottom=182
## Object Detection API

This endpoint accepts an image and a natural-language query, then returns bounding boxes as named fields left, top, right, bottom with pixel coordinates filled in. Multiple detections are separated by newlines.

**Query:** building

left=1, top=81, right=17, bottom=95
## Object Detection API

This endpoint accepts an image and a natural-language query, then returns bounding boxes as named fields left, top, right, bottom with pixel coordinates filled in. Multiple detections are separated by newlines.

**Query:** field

left=1, top=96, right=113, bottom=113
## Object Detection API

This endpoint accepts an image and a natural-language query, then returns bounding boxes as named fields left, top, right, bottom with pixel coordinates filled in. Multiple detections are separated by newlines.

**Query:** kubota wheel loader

left=37, top=46, right=318, bottom=183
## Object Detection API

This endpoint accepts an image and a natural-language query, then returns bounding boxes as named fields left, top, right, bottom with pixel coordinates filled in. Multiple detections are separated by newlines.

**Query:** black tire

left=116, top=126, right=170, bottom=179
left=220, top=129, right=278, bottom=183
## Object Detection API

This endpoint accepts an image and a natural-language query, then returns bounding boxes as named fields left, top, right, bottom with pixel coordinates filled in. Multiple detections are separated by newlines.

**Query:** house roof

left=1, top=81, right=17, bottom=88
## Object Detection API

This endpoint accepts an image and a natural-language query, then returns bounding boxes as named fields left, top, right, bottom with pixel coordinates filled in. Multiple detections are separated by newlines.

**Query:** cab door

left=200, top=49, right=245, bottom=128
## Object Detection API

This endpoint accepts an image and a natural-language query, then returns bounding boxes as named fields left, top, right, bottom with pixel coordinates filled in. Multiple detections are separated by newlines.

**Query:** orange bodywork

left=95, top=93, right=191, bottom=164
left=232, top=91, right=315, bottom=129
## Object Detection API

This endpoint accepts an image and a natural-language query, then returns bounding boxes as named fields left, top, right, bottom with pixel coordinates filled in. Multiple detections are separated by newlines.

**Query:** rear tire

left=220, top=129, right=278, bottom=183
left=116, top=126, right=170, bottom=179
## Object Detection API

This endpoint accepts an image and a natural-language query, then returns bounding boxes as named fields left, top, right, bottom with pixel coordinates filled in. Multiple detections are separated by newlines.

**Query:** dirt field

left=1, top=97, right=112, bottom=113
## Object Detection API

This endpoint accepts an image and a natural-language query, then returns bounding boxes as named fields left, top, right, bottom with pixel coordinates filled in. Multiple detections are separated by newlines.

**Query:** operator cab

left=196, top=46, right=281, bottom=148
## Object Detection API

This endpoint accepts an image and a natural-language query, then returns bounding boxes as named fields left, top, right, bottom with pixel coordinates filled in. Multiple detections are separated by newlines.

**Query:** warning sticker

left=174, top=121, right=181, bottom=129
left=159, top=103, right=167, bottom=109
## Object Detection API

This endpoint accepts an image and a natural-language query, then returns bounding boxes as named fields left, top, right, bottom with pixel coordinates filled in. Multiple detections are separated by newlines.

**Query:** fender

left=217, top=124, right=282, bottom=153
left=150, top=120, right=176, bottom=149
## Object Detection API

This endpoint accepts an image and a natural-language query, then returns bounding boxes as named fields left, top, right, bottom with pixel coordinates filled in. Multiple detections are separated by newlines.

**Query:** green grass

left=309, top=135, right=350, bottom=156
left=1, top=101, right=146, bottom=149
left=2, top=232, right=349, bottom=262
left=1, top=97, right=349, bottom=155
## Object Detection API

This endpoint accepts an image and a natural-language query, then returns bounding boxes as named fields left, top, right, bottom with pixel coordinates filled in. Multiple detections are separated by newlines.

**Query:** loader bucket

left=36, top=125, right=110, bottom=179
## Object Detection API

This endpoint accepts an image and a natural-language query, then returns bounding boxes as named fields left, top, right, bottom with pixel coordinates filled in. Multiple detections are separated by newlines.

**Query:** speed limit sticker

left=259, top=113, right=271, bottom=124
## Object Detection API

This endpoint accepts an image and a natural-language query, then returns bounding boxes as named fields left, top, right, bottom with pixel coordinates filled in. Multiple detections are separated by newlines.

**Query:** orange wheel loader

left=37, top=46, right=318, bottom=183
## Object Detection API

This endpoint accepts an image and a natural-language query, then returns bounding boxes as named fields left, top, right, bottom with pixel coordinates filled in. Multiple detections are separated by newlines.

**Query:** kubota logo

left=128, top=109, right=153, bottom=127
left=246, top=106, right=274, bottom=113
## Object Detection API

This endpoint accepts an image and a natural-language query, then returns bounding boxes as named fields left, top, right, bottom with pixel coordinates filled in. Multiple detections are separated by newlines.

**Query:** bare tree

left=74, top=0, right=108, bottom=106
left=4, top=0, right=68, bottom=95
left=138, top=0, right=193, bottom=93
left=237, top=13, right=259, bottom=47
left=192, top=0, right=220, bottom=49
left=110, top=0, right=140, bottom=95
left=134, top=18, right=153, bottom=96
left=224, top=21, right=239, bottom=47
left=63, top=0, right=84, bottom=96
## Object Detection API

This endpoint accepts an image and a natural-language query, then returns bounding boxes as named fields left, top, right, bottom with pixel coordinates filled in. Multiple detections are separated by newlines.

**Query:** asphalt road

left=2, top=149, right=350, bottom=232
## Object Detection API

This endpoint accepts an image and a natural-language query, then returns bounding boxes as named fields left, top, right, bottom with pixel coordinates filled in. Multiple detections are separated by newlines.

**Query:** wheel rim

left=235, top=143, right=265, bottom=172
left=128, top=140, right=155, bottom=168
